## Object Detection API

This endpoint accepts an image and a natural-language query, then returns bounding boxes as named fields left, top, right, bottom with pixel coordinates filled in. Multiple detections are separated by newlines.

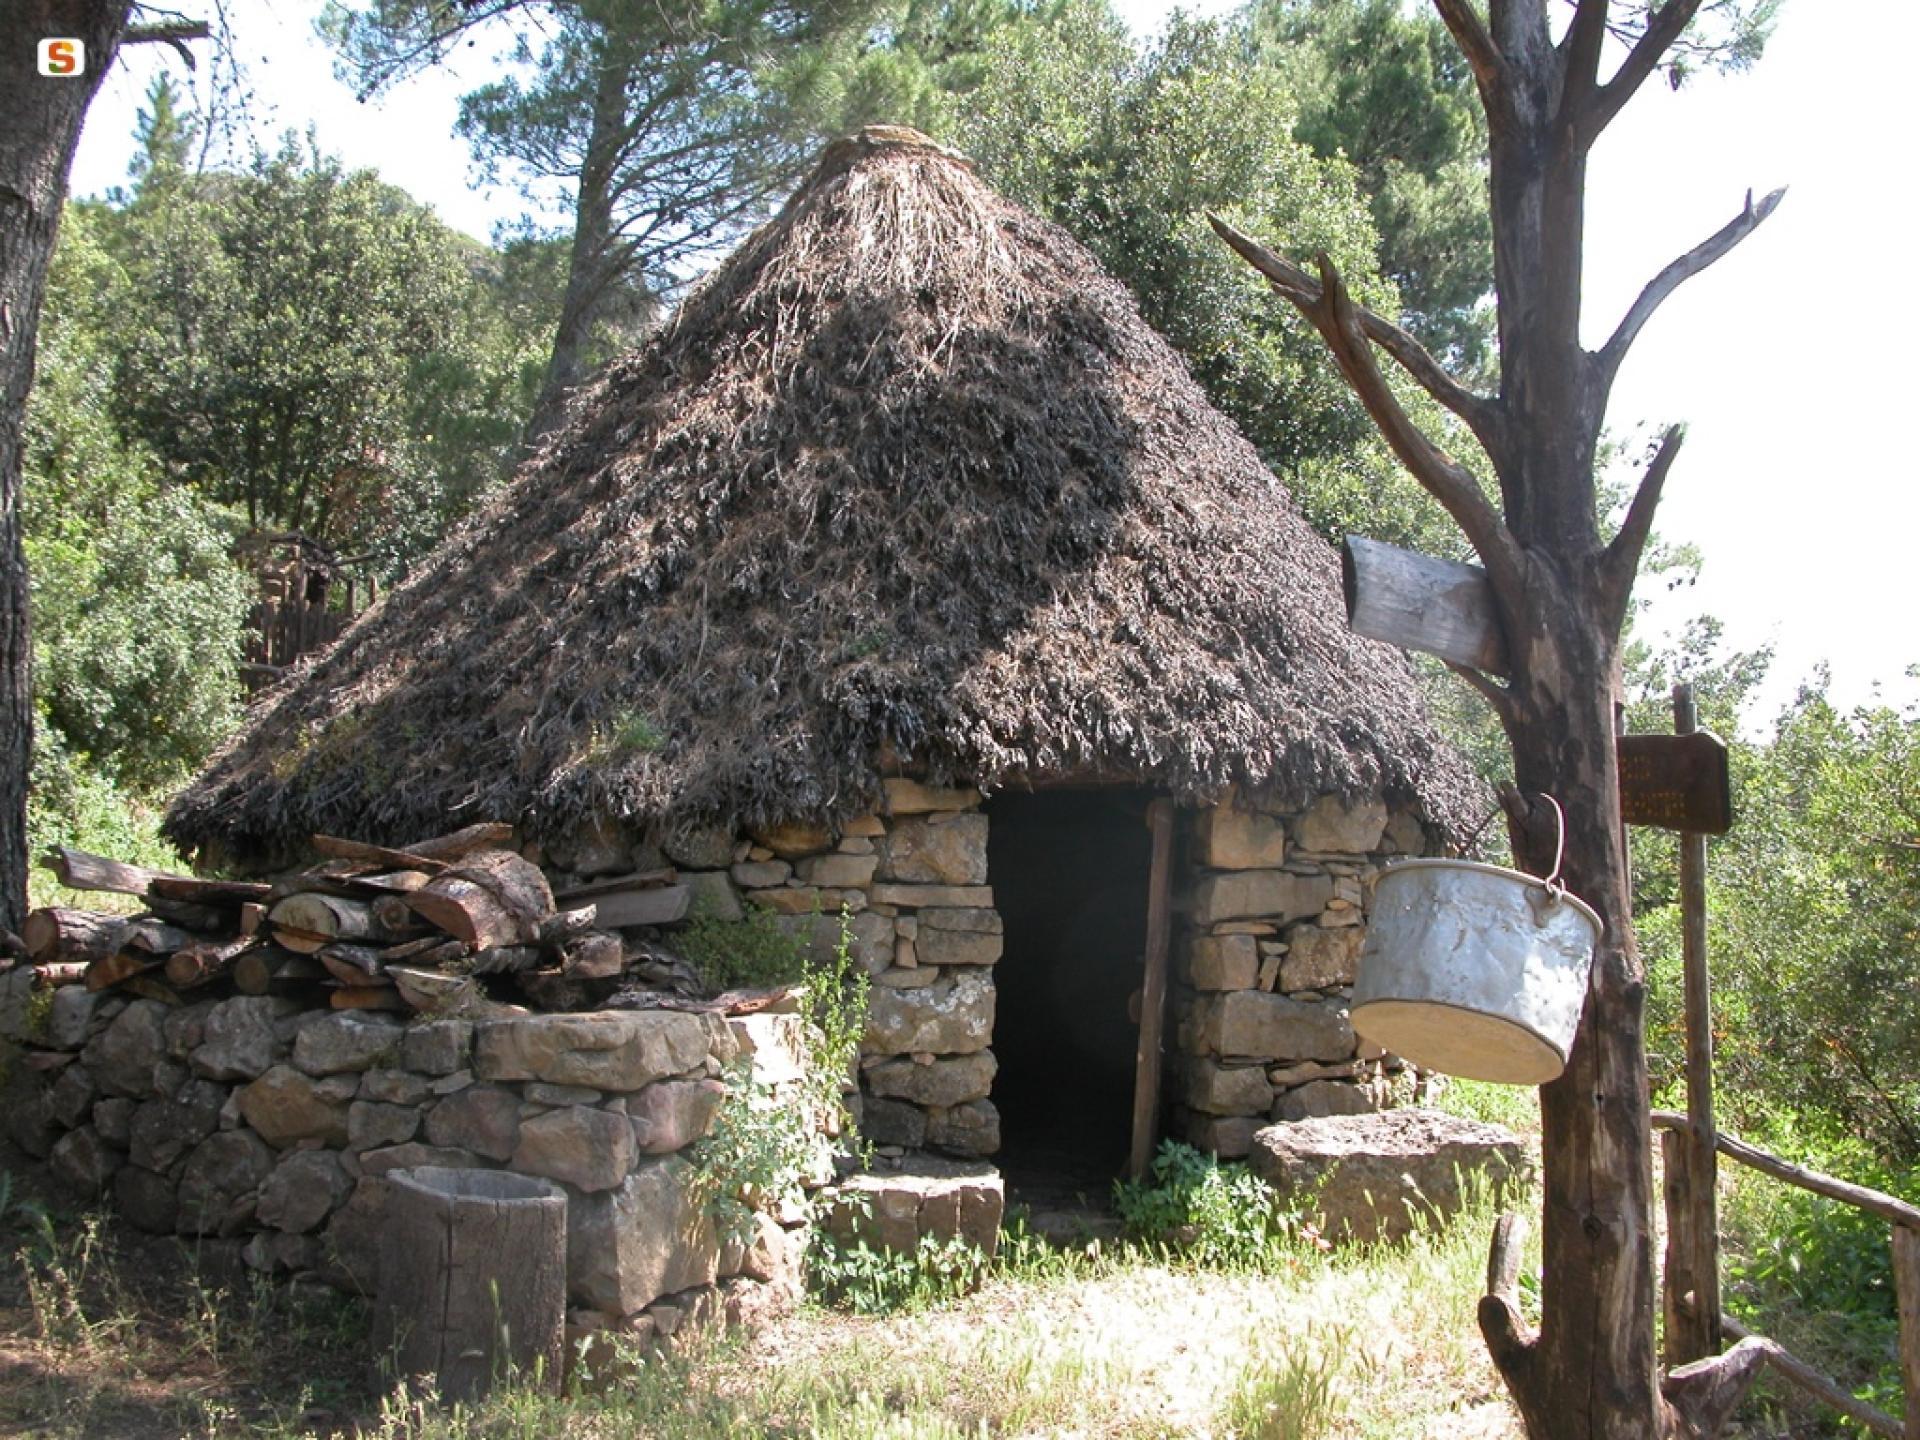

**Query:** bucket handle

left=1526, top=792, right=1568, bottom=916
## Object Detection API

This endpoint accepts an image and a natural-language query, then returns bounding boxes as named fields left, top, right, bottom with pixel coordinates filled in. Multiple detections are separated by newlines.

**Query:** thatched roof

left=167, top=127, right=1482, bottom=862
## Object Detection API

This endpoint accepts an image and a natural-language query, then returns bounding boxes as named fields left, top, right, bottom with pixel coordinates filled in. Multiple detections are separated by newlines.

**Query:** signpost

left=1618, top=730, right=1732, bottom=835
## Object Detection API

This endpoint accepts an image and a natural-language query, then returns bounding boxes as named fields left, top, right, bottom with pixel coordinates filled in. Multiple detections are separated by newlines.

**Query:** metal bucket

left=1351, top=858, right=1600, bottom=1085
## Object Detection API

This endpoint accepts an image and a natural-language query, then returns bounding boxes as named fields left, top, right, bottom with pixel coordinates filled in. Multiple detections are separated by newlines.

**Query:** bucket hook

left=1531, top=792, right=1568, bottom=914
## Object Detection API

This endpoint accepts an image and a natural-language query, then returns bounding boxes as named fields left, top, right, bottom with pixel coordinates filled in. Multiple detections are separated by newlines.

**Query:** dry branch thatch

left=166, top=127, right=1482, bottom=864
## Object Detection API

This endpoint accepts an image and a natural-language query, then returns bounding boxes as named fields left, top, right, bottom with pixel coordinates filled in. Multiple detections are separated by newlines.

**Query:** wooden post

left=1128, top=799, right=1176, bottom=1181
left=1661, top=1127, right=1700, bottom=1365
left=1673, top=682, right=1722, bottom=1363
left=1895, top=1223, right=1920, bottom=1440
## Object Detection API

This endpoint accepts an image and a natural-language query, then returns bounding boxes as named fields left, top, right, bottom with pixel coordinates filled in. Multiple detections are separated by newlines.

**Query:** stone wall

left=0, top=989, right=815, bottom=1351
left=1172, top=790, right=1430, bottom=1158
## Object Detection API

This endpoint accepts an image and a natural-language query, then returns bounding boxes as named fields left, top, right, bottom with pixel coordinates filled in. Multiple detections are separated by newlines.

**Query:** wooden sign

left=1617, top=732, right=1732, bottom=834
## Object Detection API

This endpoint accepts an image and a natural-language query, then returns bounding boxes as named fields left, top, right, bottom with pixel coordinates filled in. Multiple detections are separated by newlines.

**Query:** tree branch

left=1431, top=0, right=1505, bottom=112
left=1208, top=215, right=1504, bottom=461
left=1599, top=424, right=1685, bottom=626
left=1596, top=187, right=1785, bottom=390
left=1661, top=1336, right=1775, bottom=1438
left=123, top=19, right=210, bottom=68
left=1560, top=0, right=1612, bottom=116
left=1478, top=1213, right=1543, bottom=1423
left=1211, top=217, right=1522, bottom=598
left=1585, top=0, right=1706, bottom=141
left=1447, top=660, right=1516, bottom=725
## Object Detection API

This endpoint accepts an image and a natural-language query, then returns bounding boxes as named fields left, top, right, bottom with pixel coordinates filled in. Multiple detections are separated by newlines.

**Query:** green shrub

left=806, top=1227, right=991, bottom=1315
left=1112, top=1140, right=1305, bottom=1269
left=676, top=903, right=814, bottom=991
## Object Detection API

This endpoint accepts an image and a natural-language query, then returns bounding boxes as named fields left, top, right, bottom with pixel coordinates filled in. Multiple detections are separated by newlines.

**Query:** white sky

left=68, top=0, right=1920, bottom=732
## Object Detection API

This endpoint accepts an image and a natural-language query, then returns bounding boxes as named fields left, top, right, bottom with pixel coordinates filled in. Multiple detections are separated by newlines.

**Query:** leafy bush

left=806, top=1227, right=992, bottom=1315
left=1112, top=1140, right=1306, bottom=1268
left=676, top=904, right=816, bottom=991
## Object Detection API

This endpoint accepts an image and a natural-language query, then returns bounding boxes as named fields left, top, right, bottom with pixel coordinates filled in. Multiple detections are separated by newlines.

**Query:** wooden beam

left=1719, top=1314, right=1903, bottom=1439
left=1895, top=1224, right=1920, bottom=1440
left=1652, top=1111, right=1920, bottom=1230
left=1127, top=799, right=1177, bottom=1182
left=1341, top=535, right=1510, bottom=677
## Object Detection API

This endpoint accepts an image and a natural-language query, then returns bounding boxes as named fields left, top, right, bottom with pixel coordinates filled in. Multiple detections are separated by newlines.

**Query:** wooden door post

left=1128, top=799, right=1176, bottom=1181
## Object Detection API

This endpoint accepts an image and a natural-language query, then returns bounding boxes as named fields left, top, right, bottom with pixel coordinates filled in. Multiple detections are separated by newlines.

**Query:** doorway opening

left=985, top=788, right=1156, bottom=1206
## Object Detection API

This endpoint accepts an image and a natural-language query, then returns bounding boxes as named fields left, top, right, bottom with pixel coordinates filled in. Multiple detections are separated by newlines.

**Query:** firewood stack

left=11, top=823, right=698, bottom=1017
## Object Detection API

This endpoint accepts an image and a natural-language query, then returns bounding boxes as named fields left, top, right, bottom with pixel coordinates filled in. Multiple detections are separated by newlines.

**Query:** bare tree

left=1214, top=2, right=1780, bottom=1436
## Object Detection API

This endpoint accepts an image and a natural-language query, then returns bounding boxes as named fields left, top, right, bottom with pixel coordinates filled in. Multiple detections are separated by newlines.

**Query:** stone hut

left=165, top=128, right=1481, bottom=1195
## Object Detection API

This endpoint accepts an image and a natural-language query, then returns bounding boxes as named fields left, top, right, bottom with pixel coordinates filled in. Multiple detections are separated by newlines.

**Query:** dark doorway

left=985, top=788, right=1155, bottom=1205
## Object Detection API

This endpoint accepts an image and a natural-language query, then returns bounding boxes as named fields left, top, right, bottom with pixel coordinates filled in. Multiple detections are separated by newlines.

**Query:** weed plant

left=1112, top=1139, right=1314, bottom=1269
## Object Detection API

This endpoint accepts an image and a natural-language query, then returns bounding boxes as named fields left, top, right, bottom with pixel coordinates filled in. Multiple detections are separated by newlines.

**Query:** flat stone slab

left=819, top=1159, right=1004, bottom=1257
left=1248, top=1107, right=1528, bottom=1244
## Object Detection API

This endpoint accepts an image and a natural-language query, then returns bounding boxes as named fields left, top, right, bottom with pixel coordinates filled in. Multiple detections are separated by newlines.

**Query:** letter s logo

left=37, top=38, right=86, bottom=77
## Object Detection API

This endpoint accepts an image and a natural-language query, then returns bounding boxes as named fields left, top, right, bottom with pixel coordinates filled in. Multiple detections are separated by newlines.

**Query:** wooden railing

left=1652, top=682, right=1918, bottom=1437
left=1653, top=1109, right=1920, bottom=1438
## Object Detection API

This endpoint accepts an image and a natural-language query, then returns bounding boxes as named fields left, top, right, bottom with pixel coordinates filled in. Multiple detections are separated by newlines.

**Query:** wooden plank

left=309, top=834, right=450, bottom=874
left=46, top=846, right=167, bottom=897
left=1896, top=1224, right=1920, bottom=1440
left=1341, top=535, right=1509, bottom=676
left=1719, top=1313, right=1903, bottom=1439
left=1652, top=1111, right=1920, bottom=1229
left=1618, top=731, right=1733, bottom=834
left=1675, top=684, right=1722, bottom=1358
left=1127, top=798, right=1177, bottom=1182
left=568, top=884, right=690, bottom=929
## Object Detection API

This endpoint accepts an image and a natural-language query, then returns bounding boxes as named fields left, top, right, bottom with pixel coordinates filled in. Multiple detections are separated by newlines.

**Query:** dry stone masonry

left=0, top=990, right=816, bottom=1351
left=1174, top=790, right=1434, bottom=1159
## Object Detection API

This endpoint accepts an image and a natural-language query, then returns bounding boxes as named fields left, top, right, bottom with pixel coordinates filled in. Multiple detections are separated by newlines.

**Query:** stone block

left=1196, top=806, right=1289, bottom=869
left=176, top=1130, right=275, bottom=1236
left=877, top=814, right=989, bottom=886
left=662, top=823, right=735, bottom=870
left=258, top=1148, right=354, bottom=1234
left=881, top=779, right=983, bottom=815
left=730, top=860, right=793, bottom=888
left=626, top=1078, right=727, bottom=1154
left=746, top=821, right=834, bottom=857
left=0, top=967, right=34, bottom=1043
left=474, top=1011, right=721, bottom=1090
left=357, top=1142, right=483, bottom=1176
left=192, top=997, right=286, bottom=1082
left=115, top=1164, right=177, bottom=1234
left=1193, top=991, right=1354, bottom=1063
left=915, top=925, right=1003, bottom=967
left=1272, top=1079, right=1379, bottom=1123
left=927, top=1099, right=999, bottom=1156
left=867, top=883, right=994, bottom=909
left=130, top=1088, right=222, bottom=1173
left=821, top=1162, right=1004, bottom=1255
left=865, top=1052, right=996, bottom=1109
left=1293, top=795, right=1389, bottom=855
left=513, top=1105, right=638, bottom=1192
left=1382, top=811, right=1426, bottom=856
left=50, top=1125, right=122, bottom=1197
left=348, top=1100, right=421, bottom=1151
left=1278, top=926, right=1364, bottom=991
left=729, top=1013, right=809, bottom=1089
left=424, top=1084, right=522, bottom=1160
left=91, top=1096, right=134, bottom=1146
left=46, top=986, right=100, bottom=1050
left=359, top=1068, right=433, bottom=1105
left=46, top=1063, right=96, bottom=1130
left=291, top=1013, right=403, bottom=1076
left=237, top=1064, right=351, bottom=1148
left=1186, top=1113, right=1263, bottom=1159
left=1184, top=1060, right=1274, bottom=1116
left=401, top=1018, right=472, bottom=1075
left=318, top=1175, right=391, bottom=1295
left=567, top=1157, right=720, bottom=1316
left=860, top=1097, right=927, bottom=1148
left=83, top=999, right=169, bottom=1098
left=1248, top=1108, right=1528, bottom=1243
left=683, top=870, right=745, bottom=922
left=1191, top=871, right=1333, bottom=926
left=863, top=972, right=994, bottom=1056
left=796, top=853, right=879, bottom=888
left=1187, top=934, right=1259, bottom=991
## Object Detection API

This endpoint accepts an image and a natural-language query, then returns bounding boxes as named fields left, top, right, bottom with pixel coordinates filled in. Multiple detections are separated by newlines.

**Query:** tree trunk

left=523, top=49, right=631, bottom=445
left=0, top=1, right=132, bottom=938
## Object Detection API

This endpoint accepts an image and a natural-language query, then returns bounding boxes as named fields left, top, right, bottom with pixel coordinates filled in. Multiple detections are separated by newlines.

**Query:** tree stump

left=373, top=1166, right=567, bottom=1402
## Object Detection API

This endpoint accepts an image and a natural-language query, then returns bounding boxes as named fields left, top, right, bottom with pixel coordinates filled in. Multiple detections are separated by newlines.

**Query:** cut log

left=567, top=884, right=690, bottom=929
left=239, top=902, right=266, bottom=937
left=145, top=895, right=230, bottom=932
left=85, top=952, right=158, bottom=991
left=164, top=937, right=253, bottom=989
left=330, top=986, right=407, bottom=1011
left=233, top=946, right=325, bottom=995
left=31, top=962, right=89, bottom=988
left=268, top=893, right=394, bottom=946
left=357, top=870, right=435, bottom=894
left=554, top=868, right=675, bottom=903
left=371, top=894, right=421, bottom=934
left=1341, top=535, right=1510, bottom=676
left=515, top=969, right=594, bottom=1011
left=122, top=919, right=195, bottom=955
left=23, top=908, right=126, bottom=966
left=147, top=875, right=271, bottom=906
left=122, top=975, right=183, bottom=1006
left=538, top=905, right=597, bottom=945
left=372, top=1167, right=565, bottom=1403
left=318, top=943, right=389, bottom=987
left=559, top=931, right=625, bottom=980
left=467, top=944, right=542, bottom=976
left=407, top=849, right=554, bottom=951
left=389, top=965, right=482, bottom=1015
left=397, top=822, right=516, bottom=863
left=310, top=834, right=449, bottom=873
left=46, top=846, right=169, bottom=897
left=272, top=927, right=330, bottom=955
left=380, top=934, right=471, bottom=966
